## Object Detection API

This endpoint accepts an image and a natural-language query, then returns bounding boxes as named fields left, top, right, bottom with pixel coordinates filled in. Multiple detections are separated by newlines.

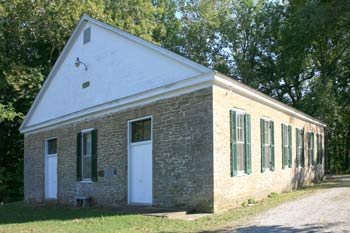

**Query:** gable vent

left=83, top=27, right=91, bottom=44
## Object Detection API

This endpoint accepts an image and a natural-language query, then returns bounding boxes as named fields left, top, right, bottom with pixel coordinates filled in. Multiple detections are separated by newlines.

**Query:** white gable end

left=25, top=19, right=209, bottom=128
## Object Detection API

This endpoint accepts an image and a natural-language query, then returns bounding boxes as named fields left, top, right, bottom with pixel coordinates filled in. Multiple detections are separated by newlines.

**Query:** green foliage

left=0, top=0, right=177, bottom=202
left=268, top=192, right=279, bottom=198
left=0, top=0, right=349, bottom=202
left=247, top=198, right=256, bottom=205
left=0, top=184, right=324, bottom=232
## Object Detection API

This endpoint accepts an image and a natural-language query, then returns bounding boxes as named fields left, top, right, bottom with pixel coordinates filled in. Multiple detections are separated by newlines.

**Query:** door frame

left=127, top=116, right=153, bottom=205
left=45, top=137, right=58, bottom=200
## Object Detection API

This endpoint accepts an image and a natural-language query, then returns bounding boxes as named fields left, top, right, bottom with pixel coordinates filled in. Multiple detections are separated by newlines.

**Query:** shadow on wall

left=288, top=165, right=323, bottom=190
left=201, top=222, right=347, bottom=233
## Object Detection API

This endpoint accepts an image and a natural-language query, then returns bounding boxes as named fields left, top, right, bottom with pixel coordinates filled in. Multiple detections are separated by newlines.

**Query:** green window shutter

left=312, top=133, right=315, bottom=165
left=245, top=113, right=252, bottom=174
left=260, top=119, right=266, bottom=172
left=321, top=135, right=323, bottom=164
left=270, top=120, right=275, bottom=171
left=91, top=129, right=98, bottom=182
left=296, top=129, right=300, bottom=167
left=288, top=125, right=292, bottom=168
left=301, top=129, right=305, bottom=167
left=281, top=124, right=286, bottom=169
left=316, top=134, right=320, bottom=164
left=308, top=132, right=311, bottom=166
left=318, top=134, right=321, bottom=164
left=317, top=134, right=323, bottom=164
left=76, top=132, right=82, bottom=181
left=230, top=110, right=237, bottom=176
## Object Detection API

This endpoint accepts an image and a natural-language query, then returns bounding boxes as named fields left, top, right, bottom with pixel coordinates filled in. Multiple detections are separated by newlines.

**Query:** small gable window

left=83, top=27, right=91, bottom=44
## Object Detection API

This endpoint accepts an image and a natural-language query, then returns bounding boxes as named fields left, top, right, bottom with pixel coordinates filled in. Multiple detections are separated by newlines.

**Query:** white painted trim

left=281, top=122, right=291, bottom=127
left=128, top=116, right=153, bottom=124
left=261, top=116, right=272, bottom=121
left=22, top=70, right=326, bottom=136
left=235, top=171, right=247, bottom=177
left=20, top=18, right=88, bottom=132
left=127, top=116, right=153, bottom=205
left=84, top=15, right=211, bottom=74
left=130, top=140, right=152, bottom=146
left=80, top=180, right=93, bottom=183
left=45, top=136, right=58, bottom=142
left=21, top=72, right=214, bottom=135
left=20, top=15, right=325, bottom=134
left=214, top=73, right=326, bottom=127
left=45, top=137, right=58, bottom=200
left=19, top=15, right=211, bottom=133
left=81, top=128, right=94, bottom=133
left=230, top=107, right=246, bottom=114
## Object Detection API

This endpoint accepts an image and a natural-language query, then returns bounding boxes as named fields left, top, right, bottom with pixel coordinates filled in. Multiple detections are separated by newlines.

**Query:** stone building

left=21, top=15, right=325, bottom=213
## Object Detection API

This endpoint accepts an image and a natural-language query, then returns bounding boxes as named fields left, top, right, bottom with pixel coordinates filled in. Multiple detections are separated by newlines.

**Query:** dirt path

left=221, top=176, right=350, bottom=233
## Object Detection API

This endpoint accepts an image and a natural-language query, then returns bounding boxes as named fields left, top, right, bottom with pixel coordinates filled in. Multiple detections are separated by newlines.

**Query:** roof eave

left=214, top=71, right=326, bottom=128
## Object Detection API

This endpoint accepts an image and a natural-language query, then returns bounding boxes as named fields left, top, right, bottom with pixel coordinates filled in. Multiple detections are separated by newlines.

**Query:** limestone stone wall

left=24, top=88, right=214, bottom=210
left=212, top=85, right=325, bottom=212
left=23, top=84, right=325, bottom=213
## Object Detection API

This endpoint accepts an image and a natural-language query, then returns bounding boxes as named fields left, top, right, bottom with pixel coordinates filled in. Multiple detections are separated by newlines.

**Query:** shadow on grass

left=0, top=202, right=124, bottom=225
left=201, top=222, right=346, bottom=233
left=0, top=202, right=185, bottom=225
left=1, top=175, right=348, bottom=226
left=305, top=175, right=350, bottom=190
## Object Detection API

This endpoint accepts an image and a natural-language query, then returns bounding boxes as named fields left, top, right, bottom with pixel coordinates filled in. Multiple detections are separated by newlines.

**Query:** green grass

left=0, top=179, right=345, bottom=233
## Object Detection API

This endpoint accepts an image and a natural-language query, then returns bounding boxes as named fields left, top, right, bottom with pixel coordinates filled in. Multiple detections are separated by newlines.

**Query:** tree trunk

left=333, top=143, right=337, bottom=174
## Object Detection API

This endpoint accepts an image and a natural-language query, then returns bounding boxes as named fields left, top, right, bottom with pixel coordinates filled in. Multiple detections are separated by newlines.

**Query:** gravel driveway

left=222, top=176, right=350, bottom=233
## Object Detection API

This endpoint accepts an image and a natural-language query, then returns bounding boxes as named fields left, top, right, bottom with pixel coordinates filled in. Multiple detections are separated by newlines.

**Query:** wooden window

left=317, top=134, right=323, bottom=164
left=282, top=124, right=292, bottom=169
left=230, top=110, right=251, bottom=176
left=296, top=128, right=305, bottom=167
left=131, top=119, right=151, bottom=143
left=236, top=113, right=246, bottom=172
left=47, top=138, right=57, bottom=155
left=261, top=119, right=275, bottom=172
left=308, top=132, right=315, bottom=166
left=77, top=129, right=97, bottom=181
left=82, top=131, right=92, bottom=180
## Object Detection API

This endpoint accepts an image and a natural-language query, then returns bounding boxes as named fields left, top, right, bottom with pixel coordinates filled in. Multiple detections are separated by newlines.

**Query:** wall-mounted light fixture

left=75, top=57, right=88, bottom=71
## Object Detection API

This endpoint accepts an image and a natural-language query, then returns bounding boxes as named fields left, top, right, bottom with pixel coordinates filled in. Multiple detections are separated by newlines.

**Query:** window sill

left=234, top=172, right=248, bottom=177
left=130, top=140, right=152, bottom=146
left=79, top=180, right=93, bottom=184
left=262, top=168, right=274, bottom=173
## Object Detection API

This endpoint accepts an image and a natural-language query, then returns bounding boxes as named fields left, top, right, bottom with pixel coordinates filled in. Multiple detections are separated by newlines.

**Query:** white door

left=129, top=117, right=152, bottom=204
left=45, top=138, right=57, bottom=199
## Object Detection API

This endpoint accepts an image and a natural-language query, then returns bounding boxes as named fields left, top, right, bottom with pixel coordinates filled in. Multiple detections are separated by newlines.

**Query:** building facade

left=21, top=15, right=325, bottom=213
